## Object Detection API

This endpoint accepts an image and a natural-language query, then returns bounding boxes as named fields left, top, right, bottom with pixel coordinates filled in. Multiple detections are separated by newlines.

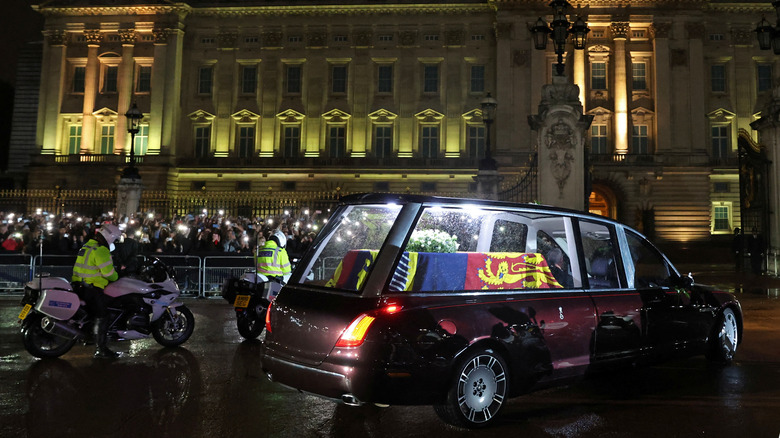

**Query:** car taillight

left=335, top=314, right=376, bottom=348
left=265, top=302, right=273, bottom=333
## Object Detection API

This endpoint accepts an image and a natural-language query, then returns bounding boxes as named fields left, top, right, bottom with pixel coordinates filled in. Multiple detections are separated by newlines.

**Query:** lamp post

left=755, top=1, right=780, bottom=53
left=530, top=0, right=590, bottom=76
left=480, top=93, right=498, bottom=170
left=123, top=102, right=143, bottom=178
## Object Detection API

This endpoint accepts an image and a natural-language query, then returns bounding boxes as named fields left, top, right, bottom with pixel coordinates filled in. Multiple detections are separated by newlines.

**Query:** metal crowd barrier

left=0, top=253, right=261, bottom=298
left=0, top=254, right=34, bottom=293
left=202, top=256, right=255, bottom=298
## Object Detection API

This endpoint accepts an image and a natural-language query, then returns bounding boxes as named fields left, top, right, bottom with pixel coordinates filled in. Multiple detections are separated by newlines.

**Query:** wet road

left=1, top=271, right=779, bottom=438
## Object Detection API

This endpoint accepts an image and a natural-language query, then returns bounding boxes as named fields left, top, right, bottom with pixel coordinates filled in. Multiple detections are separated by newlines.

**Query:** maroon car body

left=261, top=193, right=742, bottom=428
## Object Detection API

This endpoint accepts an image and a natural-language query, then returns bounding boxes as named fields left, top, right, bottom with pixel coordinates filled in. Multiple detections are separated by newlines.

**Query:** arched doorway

left=588, top=185, right=617, bottom=219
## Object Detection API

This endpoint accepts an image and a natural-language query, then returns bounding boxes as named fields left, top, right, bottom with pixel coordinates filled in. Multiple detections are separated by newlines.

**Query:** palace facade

left=9, top=0, right=776, bottom=244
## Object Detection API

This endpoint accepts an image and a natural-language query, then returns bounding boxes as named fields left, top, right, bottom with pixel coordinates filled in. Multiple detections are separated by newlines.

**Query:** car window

left=393, top=207, right=565, bottom=292
left=299, top=204, right=402, bottom=292
left=625, top=230, right=674, bottom=288
left=579, top=220, right=622, bottom=289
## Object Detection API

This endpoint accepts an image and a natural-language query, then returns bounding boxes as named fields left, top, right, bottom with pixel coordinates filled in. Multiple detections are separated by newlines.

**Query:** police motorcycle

left=221, top=230, right=289, bottom=340
left=18, top=257, right=195, bottom=358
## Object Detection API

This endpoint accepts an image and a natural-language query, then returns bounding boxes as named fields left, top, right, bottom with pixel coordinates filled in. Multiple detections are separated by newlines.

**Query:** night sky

left=1, top=0, right=44, bottom=86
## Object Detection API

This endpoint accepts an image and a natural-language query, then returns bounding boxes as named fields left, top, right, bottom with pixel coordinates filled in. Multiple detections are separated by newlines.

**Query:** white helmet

left=273, top=229, right=287, bottom=248
left=99, top=224, right=122, bottom=246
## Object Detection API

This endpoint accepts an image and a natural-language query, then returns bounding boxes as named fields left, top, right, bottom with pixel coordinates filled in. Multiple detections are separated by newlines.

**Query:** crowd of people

left=0, top=208, right=327, bottom=260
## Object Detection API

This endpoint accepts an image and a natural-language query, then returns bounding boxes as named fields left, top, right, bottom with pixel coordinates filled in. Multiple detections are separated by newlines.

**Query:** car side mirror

left=676, top=272, right=694, bottom=289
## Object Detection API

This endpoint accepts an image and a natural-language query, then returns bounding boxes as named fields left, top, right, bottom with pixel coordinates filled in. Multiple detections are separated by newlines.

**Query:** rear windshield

left=297, top=204, right=402, bottom=291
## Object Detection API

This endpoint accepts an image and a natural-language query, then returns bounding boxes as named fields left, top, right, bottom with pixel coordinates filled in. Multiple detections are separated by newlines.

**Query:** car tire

left=706, top=307, right=739, bottom=364
left=433, top=348, right=509, bottom=429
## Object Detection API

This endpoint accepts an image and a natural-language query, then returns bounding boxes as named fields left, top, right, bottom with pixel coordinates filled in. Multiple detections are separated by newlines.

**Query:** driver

left=72, top=223, right=122, bottom=358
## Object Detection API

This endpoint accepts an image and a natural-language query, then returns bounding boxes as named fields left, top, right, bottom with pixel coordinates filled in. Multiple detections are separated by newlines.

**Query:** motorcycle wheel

left=21, top=314, right=76, bottom=359
left=236, top=309, right=265, bottom=340
left=152, top=305, right=195, bottom=347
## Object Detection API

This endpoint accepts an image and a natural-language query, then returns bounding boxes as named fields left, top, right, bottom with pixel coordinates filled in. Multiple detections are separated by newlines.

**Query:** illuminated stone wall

left=16, top=0, right=774, bottom=242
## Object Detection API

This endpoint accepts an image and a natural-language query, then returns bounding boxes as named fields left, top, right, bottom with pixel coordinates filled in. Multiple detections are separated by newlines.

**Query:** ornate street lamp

left=480, top=92, right=498, bottom=170
left=755, top=1, right=780, bottom=54
left=123, top=102, right=143, bottom=178
left=530, top=0, right=590, bottom=76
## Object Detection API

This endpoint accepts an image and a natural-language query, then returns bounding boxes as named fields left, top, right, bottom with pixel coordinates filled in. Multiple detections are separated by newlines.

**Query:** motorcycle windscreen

left=265, top=288, right=378, bottom=366
left=35, top=289, right=80, bottom=320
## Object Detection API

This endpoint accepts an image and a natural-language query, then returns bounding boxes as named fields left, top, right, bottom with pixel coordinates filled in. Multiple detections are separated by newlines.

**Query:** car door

left=579, top=220, right=644, bottom=363
left=623, top=230, right=712, bottom=352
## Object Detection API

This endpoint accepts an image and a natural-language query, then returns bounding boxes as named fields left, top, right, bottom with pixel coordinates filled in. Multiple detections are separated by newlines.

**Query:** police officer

left=256, top=229, right=292, bottom=283
left=72, top=223, right=121, bottom=358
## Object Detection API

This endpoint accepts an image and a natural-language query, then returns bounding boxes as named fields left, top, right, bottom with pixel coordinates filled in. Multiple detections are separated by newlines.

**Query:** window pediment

left=322, top=108, right=351, bottom=123
left=231, top=109, right=260, bottom=123
left=188, top=110, right=215, bottom=123
left=707, top=108, right=736, bottom=123
left=415, top=108, right=444, bottom=123
left=368, top=109, right=398, bottom=123
left=276, top=109, right=305, bottom=123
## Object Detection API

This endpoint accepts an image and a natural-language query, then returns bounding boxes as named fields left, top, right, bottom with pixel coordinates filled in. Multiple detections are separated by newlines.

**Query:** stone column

left=612, top=22, right=629, bottom=155
left=81, top=29, right=101, bottom=154
left=116, top=29, right=135, bottom=155
left=573, top=48, right=586, bottom=112
left=163, top=27, right=184, bottom=155
left=116, top=175, right=143, bottom=219
left=750, top=92, right=780, bottom=273
left=148, top=28, right=168, bottom=155
left=529, top=75, right=593, bottom=211
left=652, top=23, right=672, bottom=152
left=39, top=30, right=68, bottom=154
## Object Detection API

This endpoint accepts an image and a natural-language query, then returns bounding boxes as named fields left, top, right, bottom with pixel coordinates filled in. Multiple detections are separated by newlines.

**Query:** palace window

left=332, top=64, right=348, bottom=94
left=711, top=125, right=730, bottom=159
left=757, top=63, right=773, bottom=92
left=241, top=65, right=257, bottom=94
left=591, top=62, right=607, bottom=90
left=632, top=62, right=646, bottom=90
left=421, top=126, right=439, bottom=158
left=194, top=126, right=211, bottom=158
left=631, top=125, right=648, bottom=154
left=377, top=64, right=393, bottom=93
left=286, top=65, right=302, bottom=94
left=238, top=126, right=255, bottom=158
left=135, top=125, right=149, bottom=155
left=470, top=65, right=485, bottom=93
left=198, top=66, right=213, bottom=94
left=423, top=65, right=439, bottom=93
left=68, top=125, right=81, bottom=154
left=282, top=126, right=300, bottom=158
left=100, top=125, right=114, bottom=154
left=136, top=66, right=152, bottom=93
left=591, top=124, right=608, bottom=154
left=374, top=126, right=393, bottom=158
left=467, top=125, right=485, bottom=159
left=328, top=126, right=346, bottom=158
left=711, top=64, right=726, bottom=93
left=103, top=66, right=118, bottom=93
left=713, top=204, right=731, bottom=232
left=73, top=67, right=86, bottom=93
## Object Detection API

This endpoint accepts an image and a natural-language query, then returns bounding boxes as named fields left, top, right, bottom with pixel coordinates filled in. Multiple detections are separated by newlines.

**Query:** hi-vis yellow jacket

left=72, top=239, right=118, bottom=289
left=256, top=240, right=291, bottom=278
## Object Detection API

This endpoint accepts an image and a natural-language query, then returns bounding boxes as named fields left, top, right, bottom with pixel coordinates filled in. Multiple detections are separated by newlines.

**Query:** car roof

left=338, top=192, right=625, bottom=228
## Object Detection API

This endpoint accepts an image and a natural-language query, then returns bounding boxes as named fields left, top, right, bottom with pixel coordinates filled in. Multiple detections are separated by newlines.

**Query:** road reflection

left=26, top=348, right=201, bottom=438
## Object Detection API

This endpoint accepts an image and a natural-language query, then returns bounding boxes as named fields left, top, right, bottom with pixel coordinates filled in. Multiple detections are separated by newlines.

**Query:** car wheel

left=434, top=348, right=509, bottom=429
left=706, top=307, right=739, bottom=364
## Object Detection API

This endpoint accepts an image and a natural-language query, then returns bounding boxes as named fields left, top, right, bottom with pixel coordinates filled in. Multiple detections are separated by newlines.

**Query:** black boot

left=94, top=318, right=118, bottom=358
